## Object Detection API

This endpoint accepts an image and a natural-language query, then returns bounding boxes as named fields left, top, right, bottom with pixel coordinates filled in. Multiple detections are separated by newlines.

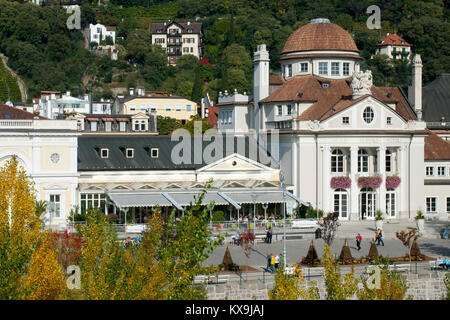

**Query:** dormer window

left=318, top=62, right=328, bottom=75
left=126, top=148, right=134, bottom=158
left=100, top=148, right=109, bottom=159
left=151, top=148, right=159, bottom=158
left=300, top=63, right=308, bottom=73
left=322, top=82, right=330, bottom=88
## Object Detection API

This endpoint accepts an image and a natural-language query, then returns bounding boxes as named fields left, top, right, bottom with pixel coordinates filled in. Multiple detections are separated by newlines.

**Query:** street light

left=280, top=170, right=287, bottom=269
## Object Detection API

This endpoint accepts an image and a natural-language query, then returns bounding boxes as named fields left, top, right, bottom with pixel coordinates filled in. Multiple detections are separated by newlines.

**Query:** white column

left=350, top=146, right=359, bottom=221
left=399, top=145, right=408, bottom=219
left=321, top=146, right=331, bottom=213
left=377, top=146, right=386, bottom=218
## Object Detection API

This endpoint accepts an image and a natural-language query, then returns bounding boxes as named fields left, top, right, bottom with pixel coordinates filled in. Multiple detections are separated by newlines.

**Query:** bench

left=389, top=264, right=410, bottom=273
left=255, top=235, right=267, bottom=244
left=291, top=220, right=319, bottom=229
left=429, top=260, right=448, bottom=270
left=303, top=267, right=324, bottom=279
left=193, top=275, right=208, bottom=285
left=217, top=275, right=230, bottom=284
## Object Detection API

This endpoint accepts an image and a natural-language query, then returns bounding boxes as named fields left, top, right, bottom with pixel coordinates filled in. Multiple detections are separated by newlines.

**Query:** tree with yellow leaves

left=269, top=264, right=320, bottom=300
left=322, top=244, right=359, bottom=300
left=357, top=258, right=409, bottom=300
left=21, top=232, right=66, bottom=300
left=0, top=155, right=41, bottom=299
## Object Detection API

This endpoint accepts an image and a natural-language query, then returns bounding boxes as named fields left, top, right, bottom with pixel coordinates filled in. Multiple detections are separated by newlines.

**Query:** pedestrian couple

left=266, top=253, right=281, bottom=273
left=375, top=229, right=384, bottom=246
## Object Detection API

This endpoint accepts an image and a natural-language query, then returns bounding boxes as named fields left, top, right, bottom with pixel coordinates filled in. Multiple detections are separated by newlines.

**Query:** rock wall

left=206, top=272, right=448, bottom=300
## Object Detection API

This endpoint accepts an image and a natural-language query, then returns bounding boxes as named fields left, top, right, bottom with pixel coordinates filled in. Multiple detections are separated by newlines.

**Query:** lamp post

left=280, top=170, right=287, bottom=269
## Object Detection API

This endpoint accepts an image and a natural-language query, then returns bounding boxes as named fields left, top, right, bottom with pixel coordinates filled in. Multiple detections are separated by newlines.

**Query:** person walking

left=376, top=229, right=384, bottom=246
left=270, top=254, right=276, bottom=273
left=266, top=227, right=272, bottom=244
left=275, top=254, right=280, bottom=269
left=266, top=253, right=272, bottom=272
left=356, top=233, right=362, bottom=251
left=375, top=229, right=380, bottom=246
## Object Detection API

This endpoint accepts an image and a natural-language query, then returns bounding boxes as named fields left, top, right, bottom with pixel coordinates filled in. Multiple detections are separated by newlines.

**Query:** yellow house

left=0, top=110, right=79, bottom=229
left=114, top=93, right=198, bottom=124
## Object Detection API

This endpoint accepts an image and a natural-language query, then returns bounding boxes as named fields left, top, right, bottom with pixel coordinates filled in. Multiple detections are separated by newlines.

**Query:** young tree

left=321, top=212, right=340, bottom=246
left=0, top=156, right=41, bottom=299
left=21, top=232, right=66, bottom=300
left=269, top=263, right=320, bottom=300
left=357, top=259, right=409, bottom=300
left=322, top=244, right=359, bottom=300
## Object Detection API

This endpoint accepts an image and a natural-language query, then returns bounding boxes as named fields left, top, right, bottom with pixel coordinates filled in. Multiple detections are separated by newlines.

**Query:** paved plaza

left=203, top=219, right=450, bottom=269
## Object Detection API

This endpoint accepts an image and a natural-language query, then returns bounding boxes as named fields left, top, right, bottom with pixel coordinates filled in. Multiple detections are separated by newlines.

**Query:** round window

left=363, top=106, right=374, bottom=124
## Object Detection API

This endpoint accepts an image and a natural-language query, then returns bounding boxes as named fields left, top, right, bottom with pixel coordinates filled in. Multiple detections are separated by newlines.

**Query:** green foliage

left=299, top=205, right=324, bottom=219
left=156, top=115, right=181, bottom=135
left=181, top=114, right=214, bottom=135
left=211, top=210, right=225, bottom=223
left=0, top=59, right=21, bottom=103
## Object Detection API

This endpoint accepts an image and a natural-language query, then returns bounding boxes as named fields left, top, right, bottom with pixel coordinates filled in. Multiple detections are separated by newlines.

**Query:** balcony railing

left=0, top=119, right=78, bottom=130
left=0, top=119, right=33, bottom=128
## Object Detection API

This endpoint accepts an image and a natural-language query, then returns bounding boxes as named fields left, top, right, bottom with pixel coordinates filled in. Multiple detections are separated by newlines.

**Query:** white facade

left=39, top=91, right=90, bottom=119
left=151, top=21, right=202, bottom=65
left=0, top=119, right=79, bottom=229
left=219, top=19, right=444, bottom=221
left=89, top=24, right=116, bottom=46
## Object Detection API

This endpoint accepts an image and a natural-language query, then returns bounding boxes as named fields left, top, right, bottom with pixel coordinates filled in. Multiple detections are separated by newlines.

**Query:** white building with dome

left=217, top=18, right=450, bottom=221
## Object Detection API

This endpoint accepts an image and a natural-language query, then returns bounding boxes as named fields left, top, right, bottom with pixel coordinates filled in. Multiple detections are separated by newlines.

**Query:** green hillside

left=0, top=58, right=22, bottom=103
left=1, top=0, right=449, bottom=104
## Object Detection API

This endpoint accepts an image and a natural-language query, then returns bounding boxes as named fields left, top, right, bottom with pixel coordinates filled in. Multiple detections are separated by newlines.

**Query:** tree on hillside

left=220, top=44, right=252, bottom=93
left=141, top=45, right=169, bottom=89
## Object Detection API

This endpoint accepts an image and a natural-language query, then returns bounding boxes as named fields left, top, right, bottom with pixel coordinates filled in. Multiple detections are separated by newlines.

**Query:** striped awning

left=107, top=189, right=306, bottom=211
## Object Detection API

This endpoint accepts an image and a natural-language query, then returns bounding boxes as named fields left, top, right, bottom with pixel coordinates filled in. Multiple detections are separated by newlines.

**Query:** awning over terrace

left=107, top=189, right=307, bottom=212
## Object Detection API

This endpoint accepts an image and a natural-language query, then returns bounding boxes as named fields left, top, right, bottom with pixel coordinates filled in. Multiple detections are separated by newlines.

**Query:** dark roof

left=150, top=21, right=202, bottom=35
left=422, top=74, right=450, bottom=123
left=78, top=135, right=277, bottom=171
left=0, top=104, right=47, bottom=119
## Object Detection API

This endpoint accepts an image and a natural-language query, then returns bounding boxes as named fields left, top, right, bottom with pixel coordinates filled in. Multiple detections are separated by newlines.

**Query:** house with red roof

left=375, top=33, right=412, bottom=61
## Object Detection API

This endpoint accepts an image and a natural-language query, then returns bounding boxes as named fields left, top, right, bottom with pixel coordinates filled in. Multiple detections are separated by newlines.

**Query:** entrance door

left=386, top=189, right=396, bottom=218
left=333, top=188, right=348, bottom=220
left=359, top=188, right=376, bottom=219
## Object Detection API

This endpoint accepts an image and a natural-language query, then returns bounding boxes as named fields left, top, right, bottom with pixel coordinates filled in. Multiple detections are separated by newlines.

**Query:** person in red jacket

left=356, top=233, right=362, bottom=251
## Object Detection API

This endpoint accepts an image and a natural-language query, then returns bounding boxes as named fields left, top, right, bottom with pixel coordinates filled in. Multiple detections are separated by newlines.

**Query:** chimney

left=409, top=54, right=423, bottom=120
left=253, top=44, right=270, bottom=135
left=66, top=91, right=71, bottom=97
left=129, top=87, right=134, bottom=96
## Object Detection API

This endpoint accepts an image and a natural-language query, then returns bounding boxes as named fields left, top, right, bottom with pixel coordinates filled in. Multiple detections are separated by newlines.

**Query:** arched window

left=385, top=150, right=392, bottom=172
left=331, top=149, right=344, bottom=173
left=333, top=188, right=348, bottom=219
left=358, top=149, right=369, bottom=173
left=386, top=189, right=396, bottom=217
